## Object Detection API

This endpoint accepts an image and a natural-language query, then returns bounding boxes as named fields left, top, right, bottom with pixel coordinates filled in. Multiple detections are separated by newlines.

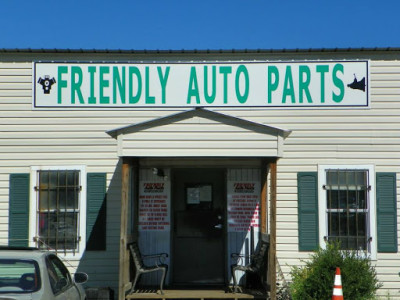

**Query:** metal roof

left=1, top=47, right=400, bottom=54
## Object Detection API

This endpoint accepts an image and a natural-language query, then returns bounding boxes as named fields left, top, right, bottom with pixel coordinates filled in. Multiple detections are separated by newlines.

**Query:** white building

left=1, top=48, right=399, bottom=299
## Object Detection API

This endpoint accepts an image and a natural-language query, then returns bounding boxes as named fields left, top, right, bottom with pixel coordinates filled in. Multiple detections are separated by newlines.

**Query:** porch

left=125, top=288, right=268, bottom=300
left=110, top=109, right=290, bottom=300
left=119, top=160, right=277, bottom=300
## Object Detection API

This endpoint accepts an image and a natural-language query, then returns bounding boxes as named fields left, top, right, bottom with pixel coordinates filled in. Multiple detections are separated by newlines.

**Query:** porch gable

left=107, top=108, right=291, bottom=157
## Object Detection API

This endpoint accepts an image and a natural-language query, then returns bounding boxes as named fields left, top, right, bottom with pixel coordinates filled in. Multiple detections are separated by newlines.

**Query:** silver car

left=0, top=247, right=88, bottom=300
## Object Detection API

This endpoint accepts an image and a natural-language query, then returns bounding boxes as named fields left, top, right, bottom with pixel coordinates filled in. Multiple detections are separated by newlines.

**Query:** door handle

left=214, top=224, right=222, bottom=229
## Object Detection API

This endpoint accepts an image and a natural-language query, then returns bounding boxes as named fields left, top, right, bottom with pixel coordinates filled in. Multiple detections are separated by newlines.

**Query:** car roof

left=0, top=246, right=49, bottom=260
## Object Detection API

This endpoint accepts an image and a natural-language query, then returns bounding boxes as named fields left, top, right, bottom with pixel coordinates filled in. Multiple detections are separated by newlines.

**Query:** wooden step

left=126, top=289, right=267, bottom=299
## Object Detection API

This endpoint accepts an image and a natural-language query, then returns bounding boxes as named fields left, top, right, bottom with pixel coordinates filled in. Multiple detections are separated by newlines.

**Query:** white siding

left=0, top=55, right=399, bottom=298
left=120, top=115, right=281, bottom=157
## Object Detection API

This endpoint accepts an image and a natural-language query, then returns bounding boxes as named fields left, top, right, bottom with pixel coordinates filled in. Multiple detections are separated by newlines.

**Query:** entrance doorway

left=172, top=168, right=226, bottom=286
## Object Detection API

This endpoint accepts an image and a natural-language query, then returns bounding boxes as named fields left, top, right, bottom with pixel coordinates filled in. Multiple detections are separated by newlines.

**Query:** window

left=30, top=166, right=86, bottom=257
left=318, top=165, right=376, bottom=258
left=186, top=184, right=213, bottom=210
left=46, top=255, right=72, bottom=294
left=0, top=259, right=40, bottom=293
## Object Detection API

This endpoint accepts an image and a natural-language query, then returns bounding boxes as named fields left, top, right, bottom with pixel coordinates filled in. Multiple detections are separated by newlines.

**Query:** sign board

left=33, top=61, right=369, bottom=108
left=138, top=181, right=170, bottom=231
left=227, top=181, right=260, bottom=232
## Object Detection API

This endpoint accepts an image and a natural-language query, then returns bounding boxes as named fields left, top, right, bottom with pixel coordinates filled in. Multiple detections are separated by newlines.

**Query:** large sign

left=33, top=61, right=369, bottom=108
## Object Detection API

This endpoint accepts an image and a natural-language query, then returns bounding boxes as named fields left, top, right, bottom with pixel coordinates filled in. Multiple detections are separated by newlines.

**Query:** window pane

left=58, top=172, right=66, bottom=185
left=328, top=212, right=339, bottom=236
left=39, top=171, right=48, bottom=186
left=326, top=190, right=349, bottom=209
left=328, top=212, right=368, bottom=250
left=329, top=236, right=367, bottom=251
left=327, top=170, right=338, bottom=185
left=328, top=212, right=349, bottom=236
left=66, top=188, right=79, bottom=209
left=326, top=169, right=369, bottom=251
left=347, top=190, right=356, bottom=208
left=38, top=190, right=49, bottom=210
left=37, top=170, right=80, bottom=252
left=327, top=189, right=367, bottom=209
left=338, top=171, right=347, bottom=185
left=49, top=190, right=58, bottom=209
left=357, top=190, right=367, bottom=209
left=0, top=260, right=40, bottom=293
left=49, top=172, right=58, bottom=187
left=67, top=171, right=77, bottom=186
left=38, top=212, right=78, bottom=251
left=355, top=171, right=366, bottom=186
left=326, top=190, right=337, bottom=209
left=47, top=255, right=71, bottom=293
left=49, top=256, right=71, bottom=284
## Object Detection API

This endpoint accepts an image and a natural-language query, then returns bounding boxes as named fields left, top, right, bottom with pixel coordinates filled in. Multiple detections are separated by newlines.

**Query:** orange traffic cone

left=332, top=267, right=344, bottom=299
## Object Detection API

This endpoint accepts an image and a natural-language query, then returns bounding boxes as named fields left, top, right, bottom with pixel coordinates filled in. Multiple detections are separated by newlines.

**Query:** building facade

left=0, top=48, right=399, bottom=299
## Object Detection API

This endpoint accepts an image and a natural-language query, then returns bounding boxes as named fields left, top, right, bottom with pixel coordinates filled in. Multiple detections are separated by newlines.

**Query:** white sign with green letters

left=33, top=61, right=369, bottom=108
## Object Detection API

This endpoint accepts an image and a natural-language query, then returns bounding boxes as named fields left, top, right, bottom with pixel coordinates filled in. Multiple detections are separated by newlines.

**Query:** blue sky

left=1, top=0, right=399, bottom=50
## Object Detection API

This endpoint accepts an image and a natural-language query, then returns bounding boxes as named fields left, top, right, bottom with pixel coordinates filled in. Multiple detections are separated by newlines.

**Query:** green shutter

left=86, top=173, right=107, bottom=251
left=298, top=172, right=319, bottom=251
left=376, top=172, right=397, bottom=253
left=9, top=174, right=30, bottom=247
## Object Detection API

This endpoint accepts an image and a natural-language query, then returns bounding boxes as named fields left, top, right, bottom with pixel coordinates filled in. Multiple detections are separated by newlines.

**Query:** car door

left=46, top=255, right=81, bottom=300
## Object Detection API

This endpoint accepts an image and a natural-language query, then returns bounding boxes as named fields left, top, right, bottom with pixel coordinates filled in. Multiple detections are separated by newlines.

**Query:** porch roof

left=107, top=108, right=291, bottom=157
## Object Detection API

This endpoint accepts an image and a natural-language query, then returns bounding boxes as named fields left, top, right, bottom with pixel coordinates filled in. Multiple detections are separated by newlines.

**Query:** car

left=0, top=246, right=88, bottom=299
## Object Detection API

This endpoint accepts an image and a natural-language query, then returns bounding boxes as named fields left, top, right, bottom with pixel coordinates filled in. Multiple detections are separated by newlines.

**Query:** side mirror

left=74, top=272, right=88, bottom=284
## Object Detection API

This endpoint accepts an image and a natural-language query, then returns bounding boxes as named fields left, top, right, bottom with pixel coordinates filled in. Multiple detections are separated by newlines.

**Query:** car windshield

left=0, top=259, right=40, bottom=293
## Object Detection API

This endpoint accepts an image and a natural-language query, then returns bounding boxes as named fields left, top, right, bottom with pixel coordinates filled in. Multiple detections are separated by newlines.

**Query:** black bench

left=231, top=234, right=269, bottom=293
left=128, top=242, right=168, bottom=295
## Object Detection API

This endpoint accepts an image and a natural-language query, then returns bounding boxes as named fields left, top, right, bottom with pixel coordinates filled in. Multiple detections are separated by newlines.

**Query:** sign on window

left=138, top=181, right=171, bottom=231
left=227, top=181, right=260, bottom=232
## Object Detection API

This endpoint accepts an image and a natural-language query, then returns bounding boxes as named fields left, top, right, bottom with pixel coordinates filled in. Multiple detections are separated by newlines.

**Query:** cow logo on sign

left=38, top=75, right=56, bottom=94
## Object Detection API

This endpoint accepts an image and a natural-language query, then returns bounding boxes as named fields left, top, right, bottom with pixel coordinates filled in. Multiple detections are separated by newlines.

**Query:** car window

left=46, top=255, right=72, bottom=294
left=0, top=259, right=40, bottom=293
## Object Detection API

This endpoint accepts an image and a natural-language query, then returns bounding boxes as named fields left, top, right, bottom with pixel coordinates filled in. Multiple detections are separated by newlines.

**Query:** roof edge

left=106, top=108, right=291, bottom=138
left=1, top=47, right=400, bottom=54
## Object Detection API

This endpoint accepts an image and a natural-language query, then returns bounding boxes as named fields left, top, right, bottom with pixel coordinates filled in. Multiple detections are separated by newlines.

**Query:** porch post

left=118, top=158, right=132, bottom=300
left=268, top=159, right=277, bottom=300
left=260, top=160, right=269, bottom=235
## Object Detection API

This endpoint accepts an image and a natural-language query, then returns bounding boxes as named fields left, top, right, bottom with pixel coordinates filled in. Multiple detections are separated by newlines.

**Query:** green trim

left=9, top=174, right=30, bottom=247
left=376, top=172, right=397, bottom=253
left=86, top=173, right=107, bottom=251
left=298, top=172, right=319, bottom=251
